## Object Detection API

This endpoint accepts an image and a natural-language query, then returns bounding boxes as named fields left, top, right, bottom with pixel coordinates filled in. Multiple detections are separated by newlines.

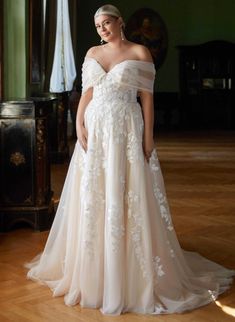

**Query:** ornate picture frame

left=125, top=8, right=168, bottom=70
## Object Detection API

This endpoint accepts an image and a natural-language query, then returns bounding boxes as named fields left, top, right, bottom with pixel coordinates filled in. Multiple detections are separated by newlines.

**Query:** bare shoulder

left=128, top=42, right=153, bottom=62
left=85, top=46, right=102, bottom=58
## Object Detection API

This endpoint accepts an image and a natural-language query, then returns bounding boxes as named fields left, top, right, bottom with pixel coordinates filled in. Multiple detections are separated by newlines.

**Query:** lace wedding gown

left=27, top=57, right=234, bottom=315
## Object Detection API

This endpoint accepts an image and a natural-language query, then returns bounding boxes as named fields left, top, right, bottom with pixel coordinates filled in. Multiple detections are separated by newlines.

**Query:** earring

left=100, top=38, right=104, bottom=45
left=120, top=28, right=125, bottom=41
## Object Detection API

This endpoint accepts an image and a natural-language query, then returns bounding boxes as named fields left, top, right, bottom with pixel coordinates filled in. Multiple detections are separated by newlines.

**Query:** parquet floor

left=0, top=131, right=235, bottom=322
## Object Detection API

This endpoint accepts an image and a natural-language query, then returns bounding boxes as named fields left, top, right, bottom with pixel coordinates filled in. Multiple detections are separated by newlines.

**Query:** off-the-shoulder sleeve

left=81, top=57, right=105, bottom=94
left=112, top=60, right=156, bottom=93
left=137, top=62, right=156, bottom=93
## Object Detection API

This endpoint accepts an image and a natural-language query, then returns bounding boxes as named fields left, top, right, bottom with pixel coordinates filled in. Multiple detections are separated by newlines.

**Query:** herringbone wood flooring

left=0, top=131, right=235, bottom=322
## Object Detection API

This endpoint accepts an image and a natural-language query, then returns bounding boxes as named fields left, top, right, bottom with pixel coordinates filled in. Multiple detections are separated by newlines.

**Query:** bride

left=26, top=4, right=234, bottom=315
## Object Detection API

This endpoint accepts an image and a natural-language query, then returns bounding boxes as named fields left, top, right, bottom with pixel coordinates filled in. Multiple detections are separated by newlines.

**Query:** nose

left=101, top=24, right=106, bottom=31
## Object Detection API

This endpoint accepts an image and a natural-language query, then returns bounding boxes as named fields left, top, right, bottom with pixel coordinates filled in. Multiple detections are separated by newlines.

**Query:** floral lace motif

left=149, top=150, right=174, bottom=231
left=83, top=191, right=105, bottom=257
left=167, top=240, right=175, bottom=258
left=85, top=76, right=144, bottom=148
left=127, top=132, right=144, bottom=164
left=79, top=141, right=105, bottom=257
left=126, top=190, right=150, bottom=281
left=108, top=204, right=125, bottom=252
left=208, top=290, right=218, bottom=301
left=153, top=256, right=165, bottom=280
left=79, top=60, right=174, bottom=278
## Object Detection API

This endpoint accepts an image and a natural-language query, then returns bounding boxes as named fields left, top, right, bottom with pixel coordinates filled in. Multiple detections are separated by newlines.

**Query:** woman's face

left=94, top=14, right=121, bottom=42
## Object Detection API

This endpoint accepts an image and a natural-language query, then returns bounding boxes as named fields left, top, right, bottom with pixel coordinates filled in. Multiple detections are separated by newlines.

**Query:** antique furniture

left=47, top=93, right=70, bottom=163
left=177, top=40, right=235, bottom=129
left=31, top=94, right=70, bottom=163
left=0, top=99, right=54, bottom=231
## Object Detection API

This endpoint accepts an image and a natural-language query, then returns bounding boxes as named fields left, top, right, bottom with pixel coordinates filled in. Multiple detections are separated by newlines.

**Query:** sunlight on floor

left=215, top=301, right=235, bottom=317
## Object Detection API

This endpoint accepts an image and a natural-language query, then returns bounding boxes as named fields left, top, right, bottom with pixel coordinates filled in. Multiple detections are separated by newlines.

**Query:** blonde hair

left=94, top=4, right=121, bottom=19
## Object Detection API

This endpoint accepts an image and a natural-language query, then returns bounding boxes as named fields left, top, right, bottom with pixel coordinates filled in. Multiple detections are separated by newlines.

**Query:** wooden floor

left=0, top=131, right=235, bottom=322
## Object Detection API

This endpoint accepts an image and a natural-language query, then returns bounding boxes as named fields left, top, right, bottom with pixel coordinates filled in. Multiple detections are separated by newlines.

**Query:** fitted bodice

left=93, top=76, right=138, bottom=104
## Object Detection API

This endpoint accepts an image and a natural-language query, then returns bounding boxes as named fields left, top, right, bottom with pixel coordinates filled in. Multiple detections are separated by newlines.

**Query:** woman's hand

left=77, top=123, right=88, bottom=152
left=75, top=87, right=93, bottom=153
left=143, top=134, right=154, bottom=163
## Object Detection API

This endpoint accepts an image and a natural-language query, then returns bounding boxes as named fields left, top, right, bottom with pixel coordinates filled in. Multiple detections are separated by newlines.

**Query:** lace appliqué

left=108, top=204, right=125, bottom=252
left=153, top=256, right=165, bottom=281
left=149, top=150, right=174, bottom=231
left=154, top=303, right=167, bottom=314
left=126, top=132, right=144, bottom=164
left=126, top=190, right=150, bottom=281
left=83, top=191, right=105, bottom=257
left=80, top=143, right=105, bottom=257
left=167, top=240, right=175, bottom=258
left=208, top=290, right=217, bottom=301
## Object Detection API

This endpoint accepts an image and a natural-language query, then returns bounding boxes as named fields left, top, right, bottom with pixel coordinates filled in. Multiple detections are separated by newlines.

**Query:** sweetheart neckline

left=85, top=57, right=154, bottom=74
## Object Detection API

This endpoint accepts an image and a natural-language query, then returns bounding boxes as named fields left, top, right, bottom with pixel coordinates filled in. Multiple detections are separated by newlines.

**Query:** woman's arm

left=139, top=90, right=155, bottom=162
left=76, top=87, right=93, bottom=152
left=135, top=44, right=155, bottom=162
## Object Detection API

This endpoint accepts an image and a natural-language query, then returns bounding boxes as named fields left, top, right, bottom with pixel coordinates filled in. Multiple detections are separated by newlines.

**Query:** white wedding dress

left=27, top=57, right=234, bottom=315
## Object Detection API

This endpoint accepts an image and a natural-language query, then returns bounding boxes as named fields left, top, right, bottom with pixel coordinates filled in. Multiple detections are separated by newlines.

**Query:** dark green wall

left=3, top=0, right=235, bottom=97
left=4, top=0, right=27, bottom=99
left=76, top=0, right=235, bottom=92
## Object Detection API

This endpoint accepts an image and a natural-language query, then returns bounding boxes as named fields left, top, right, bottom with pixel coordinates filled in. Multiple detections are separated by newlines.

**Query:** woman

left=27, top=4, right=234, bottom=315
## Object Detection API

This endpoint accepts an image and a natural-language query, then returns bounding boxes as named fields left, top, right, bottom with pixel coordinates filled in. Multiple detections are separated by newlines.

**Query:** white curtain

left=50, top=0, right=76, bottom=92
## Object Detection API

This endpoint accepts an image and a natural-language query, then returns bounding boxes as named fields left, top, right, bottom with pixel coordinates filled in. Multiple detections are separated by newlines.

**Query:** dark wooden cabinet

left=47, top=93, right=70, bottom=163
left=0, top=100, right=54, bottom=231
left=32, top=95, right=70, bottom=163
left=177, top=41, right=235, bottom=129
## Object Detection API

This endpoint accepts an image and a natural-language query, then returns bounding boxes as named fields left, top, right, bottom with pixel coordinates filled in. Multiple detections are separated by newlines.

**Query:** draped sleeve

left=81, top=57, right=106, bottom=94
left=111, top=60, right=156, bottom=93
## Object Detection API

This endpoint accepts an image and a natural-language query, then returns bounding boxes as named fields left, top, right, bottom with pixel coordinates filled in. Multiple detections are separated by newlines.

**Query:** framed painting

left=125, top=8, right=168, bottom=70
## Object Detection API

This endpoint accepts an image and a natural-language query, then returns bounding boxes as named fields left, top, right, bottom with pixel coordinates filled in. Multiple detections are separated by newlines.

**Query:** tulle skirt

left=26, top=99, right=234, bottom=315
